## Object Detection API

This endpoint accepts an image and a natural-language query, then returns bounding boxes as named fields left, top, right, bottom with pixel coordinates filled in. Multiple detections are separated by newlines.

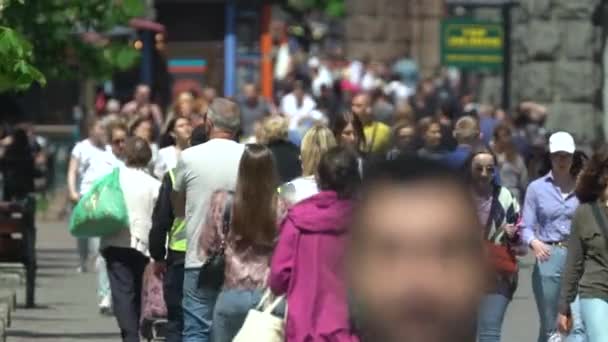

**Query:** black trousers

left=103, top=247, right=149, bottom=342
left=164, top=260, right=185, bottom=342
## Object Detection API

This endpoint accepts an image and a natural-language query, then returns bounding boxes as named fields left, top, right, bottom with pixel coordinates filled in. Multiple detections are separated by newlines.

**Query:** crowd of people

left=0, top=55, right=603, bottom=342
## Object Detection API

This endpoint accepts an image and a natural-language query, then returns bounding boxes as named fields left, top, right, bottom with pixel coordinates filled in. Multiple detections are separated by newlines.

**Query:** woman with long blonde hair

left=279, top=124, right=337, bottom=205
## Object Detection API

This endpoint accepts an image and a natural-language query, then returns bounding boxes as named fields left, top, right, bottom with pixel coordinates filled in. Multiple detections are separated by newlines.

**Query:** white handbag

left=233, top=289, right=286, bottom=342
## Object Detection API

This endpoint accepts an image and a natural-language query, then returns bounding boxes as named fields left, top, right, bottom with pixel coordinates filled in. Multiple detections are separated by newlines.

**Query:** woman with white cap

left=520, top=131, right=585, bottom=342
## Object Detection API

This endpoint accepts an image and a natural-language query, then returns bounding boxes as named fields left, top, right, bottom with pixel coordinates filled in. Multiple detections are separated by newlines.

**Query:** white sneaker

left=99, top=295, right=112, bottom=315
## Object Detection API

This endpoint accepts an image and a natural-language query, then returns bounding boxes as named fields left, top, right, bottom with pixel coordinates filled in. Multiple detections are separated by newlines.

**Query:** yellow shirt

left=363, top=121, right=391, bottom=154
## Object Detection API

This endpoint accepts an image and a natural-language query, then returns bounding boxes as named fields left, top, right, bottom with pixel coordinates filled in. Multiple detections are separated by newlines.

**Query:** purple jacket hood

left=286, top=190, right=352, bottom=233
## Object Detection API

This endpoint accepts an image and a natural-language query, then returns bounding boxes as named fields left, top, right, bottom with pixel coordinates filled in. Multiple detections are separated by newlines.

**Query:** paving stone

left=0, top=274, right=19, bottom=289
left=0, top=290, right=16, bottom=312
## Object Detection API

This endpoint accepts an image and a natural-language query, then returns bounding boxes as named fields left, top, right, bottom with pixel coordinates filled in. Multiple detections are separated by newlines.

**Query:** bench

left=0, top=197, right=36, bottom=308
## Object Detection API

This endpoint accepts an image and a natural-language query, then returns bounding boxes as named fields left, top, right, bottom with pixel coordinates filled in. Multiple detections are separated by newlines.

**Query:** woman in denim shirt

left=521, top=132, right=585, bottom=342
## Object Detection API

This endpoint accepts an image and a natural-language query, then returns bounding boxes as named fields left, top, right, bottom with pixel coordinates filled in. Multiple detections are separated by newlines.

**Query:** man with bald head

left=351, top=93, right=391, bottom=155
left=172, top=97, right=244, bottom=342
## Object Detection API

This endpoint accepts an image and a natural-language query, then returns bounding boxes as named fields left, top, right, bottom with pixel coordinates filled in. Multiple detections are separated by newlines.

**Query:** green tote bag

left=69, top=168, right=129, bottom=238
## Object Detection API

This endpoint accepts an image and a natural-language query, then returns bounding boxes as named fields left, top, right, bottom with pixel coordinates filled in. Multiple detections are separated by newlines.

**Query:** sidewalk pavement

left=6, top=220, right=118, bottom=342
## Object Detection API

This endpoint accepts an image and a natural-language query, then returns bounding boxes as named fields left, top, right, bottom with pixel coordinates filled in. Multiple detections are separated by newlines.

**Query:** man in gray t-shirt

left=237, top=83, right=272, bottom=138
left=173, top=98, right=244, bottom=342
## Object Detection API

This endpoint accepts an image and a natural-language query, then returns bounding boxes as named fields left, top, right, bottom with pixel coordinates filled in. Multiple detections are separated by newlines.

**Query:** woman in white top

left=101, top=137, right=161, bottom=342
left=280, top=124, right=337, bottom=205
left=154, top=116, right=192, bottom=179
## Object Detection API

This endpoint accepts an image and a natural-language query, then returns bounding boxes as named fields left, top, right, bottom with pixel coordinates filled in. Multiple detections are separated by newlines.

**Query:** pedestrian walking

left=331, top=111, right=366, bottom=174
left=443, top=115, right=481, bottom=169
left=0, top=128, right=35, bottom=201
left=386, top=119, right=417, bottom=160
left=101, top=137, right=161, bottom=342
left=465, top=146, right=522, bottom=342
left=154, top=116, right=192, bottom=179
left=558, top=147, right=608, bottom=342
left=148, top=119, right=198, bottom=342
left=67, top=117, right=123, bottom=313
left=416, top=117, right=445, bottom=161
left=347, top=156, right=486, bottom=342
left=172, top=98, right=244, bottom=342
left=279, top=125, right=337, bottom=205
left=129, top=116, right=159, bottom=171
left=350, top=93, right=390, bottom=155
left=270, top=146, right=361, bottom=342
left=492, top=123, right=528, bottom=204
left=260, top=116, right=301, bottom=183
left=521, top=131, right=585, bottom=342
left=199, top=144, right=282, bottom=341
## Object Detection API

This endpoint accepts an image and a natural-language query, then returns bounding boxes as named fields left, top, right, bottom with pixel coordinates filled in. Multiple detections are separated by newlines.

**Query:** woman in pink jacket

left=270, top=146, right=361, bottom=342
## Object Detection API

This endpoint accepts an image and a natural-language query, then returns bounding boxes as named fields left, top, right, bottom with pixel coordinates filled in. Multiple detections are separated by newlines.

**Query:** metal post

left=501, top=4, right=511, bottom=110
left=140, top=30, right=154, bottom=86
left=260, top=2, right=273, bottom=100
left=224, top=0, right=237, bottom=97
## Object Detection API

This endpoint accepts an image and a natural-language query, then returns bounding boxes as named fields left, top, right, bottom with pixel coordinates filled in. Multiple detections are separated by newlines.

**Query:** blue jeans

left=477, top=294, right=510, bottom=342
left=580, top=298, right=608, bottom=342
left=532, top=246, right=585, bottom=342
left=182, top=268, right=219, bottom=342
left=211, top=289, right=263, bottom=342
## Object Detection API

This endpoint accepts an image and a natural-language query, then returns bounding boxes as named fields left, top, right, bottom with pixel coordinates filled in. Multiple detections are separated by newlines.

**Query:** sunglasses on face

left=112, top=138, right=126, bottom=145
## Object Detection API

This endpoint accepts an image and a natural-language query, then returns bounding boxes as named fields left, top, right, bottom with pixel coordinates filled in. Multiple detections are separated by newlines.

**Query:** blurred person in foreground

left=271, top=146, right=361, bottom=342
left=351, top=93, right=390, bottom=155
left=259, top=116, right=301, bottom=183
left=465, top=146, right=522, bottom=342
left=521, top=132, right=585, bottom=342
left=557, top=147, right=608, bottom=342
left=347, top=156, right=485, bottom=342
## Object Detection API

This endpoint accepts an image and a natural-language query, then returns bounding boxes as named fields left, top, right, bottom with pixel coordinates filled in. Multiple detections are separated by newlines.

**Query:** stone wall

left=344, top=0, right=444, bottom=76
left=511, top=0, right=603, bottom=143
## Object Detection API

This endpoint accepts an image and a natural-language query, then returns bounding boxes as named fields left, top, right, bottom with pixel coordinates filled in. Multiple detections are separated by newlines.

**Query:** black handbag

left=198, top=192, right=233, bottom=290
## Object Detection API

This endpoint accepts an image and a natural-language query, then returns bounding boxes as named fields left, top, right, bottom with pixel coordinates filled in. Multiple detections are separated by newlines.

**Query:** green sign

left=440, top=19, right=504, bottom=70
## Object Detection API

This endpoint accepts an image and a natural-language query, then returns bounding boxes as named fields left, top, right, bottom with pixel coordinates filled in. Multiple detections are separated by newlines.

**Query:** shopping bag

left=69, top=168, right=129, bottom=238
left=140, top=262, right=168, bottom=340
left=140, top=262, right=167, bottom=320
left=233, top=289, right=286, bottom=342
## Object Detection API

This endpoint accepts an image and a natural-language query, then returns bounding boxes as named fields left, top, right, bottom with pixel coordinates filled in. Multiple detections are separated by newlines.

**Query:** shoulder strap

left=591, top=202, right=608, bottom=239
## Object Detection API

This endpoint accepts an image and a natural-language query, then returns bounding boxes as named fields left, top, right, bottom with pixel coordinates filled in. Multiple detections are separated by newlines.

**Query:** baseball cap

left=549, top=131, right=575, bottom=154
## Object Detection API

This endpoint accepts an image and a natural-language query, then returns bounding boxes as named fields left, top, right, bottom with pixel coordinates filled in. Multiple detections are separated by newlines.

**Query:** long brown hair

left=231, top=144, right=279, bottom=248
left=575, top=147, right=608, bottom=203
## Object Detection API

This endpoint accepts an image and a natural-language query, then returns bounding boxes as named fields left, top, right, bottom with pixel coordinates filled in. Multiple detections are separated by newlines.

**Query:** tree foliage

left=287, top=0, right=345, bottom=17
left=0, top=0, right=144, bottom=91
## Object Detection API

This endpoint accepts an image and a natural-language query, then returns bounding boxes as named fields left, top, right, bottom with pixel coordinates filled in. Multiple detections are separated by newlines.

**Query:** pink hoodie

left=270, top=191, right=359, bottom=342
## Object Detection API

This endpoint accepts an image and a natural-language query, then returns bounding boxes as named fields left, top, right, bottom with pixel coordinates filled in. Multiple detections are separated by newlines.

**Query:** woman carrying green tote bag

left=69, top=167, right=129, bottom=238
